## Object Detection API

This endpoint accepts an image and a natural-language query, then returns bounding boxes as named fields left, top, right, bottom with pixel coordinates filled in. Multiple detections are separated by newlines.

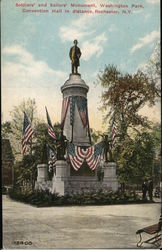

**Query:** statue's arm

left=69, top=47, right=72, bottom=60
left=78, top=47, right=82, bottom=58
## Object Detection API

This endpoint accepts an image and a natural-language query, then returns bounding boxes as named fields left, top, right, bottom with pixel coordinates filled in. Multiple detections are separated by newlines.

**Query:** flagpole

left=86, top=105, right=91, bottom=144
left=71, top=123, right=73, bottom=143
left=30, top=107, right=34, bottom=156
left=30, top=136, right=32, bottom=156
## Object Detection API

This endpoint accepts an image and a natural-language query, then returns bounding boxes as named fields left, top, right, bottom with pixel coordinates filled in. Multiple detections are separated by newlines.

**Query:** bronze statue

left=40, top=142, right=48, bottom=164
left=104, top=135, right=113, bottom=162
left=56, top=130, right=67, bottom=160
left=69, top=39, right=81, bottom=74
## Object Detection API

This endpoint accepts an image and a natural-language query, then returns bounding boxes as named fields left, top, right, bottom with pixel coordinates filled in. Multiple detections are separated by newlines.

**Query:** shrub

left=8, top=188, right=145, bottom=206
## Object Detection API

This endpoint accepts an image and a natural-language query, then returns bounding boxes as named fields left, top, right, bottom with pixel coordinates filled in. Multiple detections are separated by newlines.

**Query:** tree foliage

left=97, top=64, right=160, bottom=185
left=5, top=98, right=62, bottom=188
left=144, top=42, right=161, bottom=97
left=2, top=121, right=12, bottom=139
left=98, top=65, right=159, bottom=139
left=114, top=131, right=157, bottom=185
left=14, top=122, right=61, bottom=188
left=90, top=128, right=102, bottom=145
left=10, top=98, right=37, bottom=141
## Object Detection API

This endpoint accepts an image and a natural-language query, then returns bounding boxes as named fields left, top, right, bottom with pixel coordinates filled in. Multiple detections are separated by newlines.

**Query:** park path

left=2, top=195, right=160, bottom=249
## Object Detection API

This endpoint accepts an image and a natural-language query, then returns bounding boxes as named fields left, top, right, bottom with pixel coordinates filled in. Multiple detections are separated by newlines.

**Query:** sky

left=1, top=0, right=160, bottom=131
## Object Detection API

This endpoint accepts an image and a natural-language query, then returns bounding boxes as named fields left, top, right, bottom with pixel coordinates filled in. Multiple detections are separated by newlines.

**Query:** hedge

left=7, top=187, right=153, bottom=207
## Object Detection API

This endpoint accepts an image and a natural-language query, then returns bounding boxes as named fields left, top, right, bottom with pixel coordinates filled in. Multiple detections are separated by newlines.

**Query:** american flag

left=48, top=153, right=57, bottom=171
left=70, top=96, right=75, bottom=126
left=67, top=141, right=104, bottom=171
left=45, top=107, right=56, bottom=140
left=22, top=112, right=34, bottom=155
left=111, top=114, right=117, bottom=146
left=67, top=142, right=85, bottom=171
left=61, top=97, right=70, bottom=129
left=76, top=96, right=87, bottom=127
left=86, top=141, right=104, bottom=170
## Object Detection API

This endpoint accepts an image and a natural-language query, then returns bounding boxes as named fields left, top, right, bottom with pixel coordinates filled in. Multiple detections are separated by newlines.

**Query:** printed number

left=14, top=241, right=32, bottom=245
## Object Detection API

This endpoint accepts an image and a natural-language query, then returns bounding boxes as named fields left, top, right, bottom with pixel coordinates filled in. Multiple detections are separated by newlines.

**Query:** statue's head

left=73, top=39, right=78, bottom=45
left=105, top=134, right=108, bottom=139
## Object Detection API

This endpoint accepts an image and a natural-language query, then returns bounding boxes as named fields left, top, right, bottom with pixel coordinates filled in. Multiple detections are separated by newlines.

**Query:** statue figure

left=104, top=135, right=113, bottom=162
left=40, top=142, right=48, bottom=164
left=69, top=39, right=81, bottom=74
left=56, top=130, right=67, bottom=160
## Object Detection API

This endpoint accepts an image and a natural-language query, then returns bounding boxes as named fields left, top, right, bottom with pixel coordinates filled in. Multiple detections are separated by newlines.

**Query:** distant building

left=2, top=139, right=15, bottom=186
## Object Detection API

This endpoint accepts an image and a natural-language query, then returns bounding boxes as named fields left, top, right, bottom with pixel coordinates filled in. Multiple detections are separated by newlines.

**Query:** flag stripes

left=67, top=141, right=104, bottom=171
left=48, top=126, right=56, bottom=140
left=45, top=106, right=56, bottom=140
left=61, top=97, right=70, bottom=129
left=87, top=155, right=100, bottom=171
left=67, top=142, right=84, bottom=171
left=75, top=96, right=88, bottom=128
left=86, top=141, right=104, bottom=170
left=48, top=153, right=57, bottom=168
left=61, top=96, right=88, bottom=129
left=22, top=112, right=34, bottom=155
left=69, top=155, right=83, bottom=171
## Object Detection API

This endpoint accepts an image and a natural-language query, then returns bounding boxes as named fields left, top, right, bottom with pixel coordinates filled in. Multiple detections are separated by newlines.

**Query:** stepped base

left=35, top=161, right=119, bottom=195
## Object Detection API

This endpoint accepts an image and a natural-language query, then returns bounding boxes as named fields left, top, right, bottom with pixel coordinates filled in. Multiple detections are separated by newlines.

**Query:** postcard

left=1, top=0, right=161, bottom=249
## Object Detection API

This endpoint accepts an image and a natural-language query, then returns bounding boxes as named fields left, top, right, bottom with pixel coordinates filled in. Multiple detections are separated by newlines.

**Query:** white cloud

left=146, top=0, right=160, bottom=4
left=59, top=0, right=95, bottom=43
left=2, top=45, right=67, bottom=122
left=81, top=33, right=107, bottom=61
left=59, top=26, right=92, bottom=43
left=59, top=0, right=110, bottom=43
left=130, top=30, right=160, bottom=54
left=59, top=11, right=96, bottom=43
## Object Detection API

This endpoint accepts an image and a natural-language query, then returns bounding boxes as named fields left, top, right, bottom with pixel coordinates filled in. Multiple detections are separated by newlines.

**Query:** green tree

left=144, top=41, right=161, bottom=98
left=14, top=122, right=59, bottom=189
left=8, top=98, right=38, bottom=159
left=32, top=122, right=58, bottom=162
left=97, top=65, right=159, bottom=139
left=10, top=98, right=37, bottom=141
left=114, top=131, right=156, bottom=186
left=97, top=65, right=160, bottom=187
left=14, top=155, right=37, bottom=190
left=89, top=128, right=102, bottom=145
left=2, top=121, right=12, bottom=139
left=6, top=99, right=61, bottom=190
left=149, top=123, right=161, bottom=184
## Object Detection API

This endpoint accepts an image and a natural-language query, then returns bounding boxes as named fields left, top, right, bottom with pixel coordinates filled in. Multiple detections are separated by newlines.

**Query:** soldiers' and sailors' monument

left=35, top=40, right=118, bottom=195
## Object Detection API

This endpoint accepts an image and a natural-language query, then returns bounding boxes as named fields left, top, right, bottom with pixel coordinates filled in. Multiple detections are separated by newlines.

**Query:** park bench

left=136, top=222, right=161, bottom=247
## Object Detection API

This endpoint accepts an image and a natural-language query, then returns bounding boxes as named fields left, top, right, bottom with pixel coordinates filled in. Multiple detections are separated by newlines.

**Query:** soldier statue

left=69, top=39, right=81, bottom=74
left=56, top=130, right=67, bottom=160
left=103, top=135, right=113, bottom=162
left=40, top=142, right=48, bottom=164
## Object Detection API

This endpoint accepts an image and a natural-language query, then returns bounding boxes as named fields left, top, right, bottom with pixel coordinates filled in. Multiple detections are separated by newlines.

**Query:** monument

left=35, top=40, right=118, bottom=195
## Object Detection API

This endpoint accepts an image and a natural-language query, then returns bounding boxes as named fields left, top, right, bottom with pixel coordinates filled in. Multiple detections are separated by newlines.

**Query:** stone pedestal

left=51, top=160, right=68, bottom=195
left=103, top=162, right=118, bottom=192
left=61, top=74, right=90, bottom=146
left=37, top=164, right=48, bottom=182
left=35, top=164, right=52, bottom=191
